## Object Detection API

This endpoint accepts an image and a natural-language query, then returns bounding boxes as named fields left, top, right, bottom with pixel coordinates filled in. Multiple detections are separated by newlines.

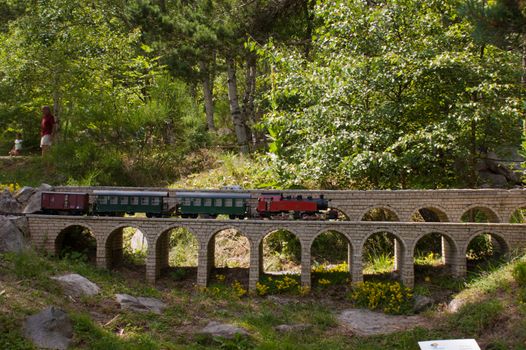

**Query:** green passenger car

left=175, top=192, right=251, bottom=219
left=93, top=190, right=168, bottom=217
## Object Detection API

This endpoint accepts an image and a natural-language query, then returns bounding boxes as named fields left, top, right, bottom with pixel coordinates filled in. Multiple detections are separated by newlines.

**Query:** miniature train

left=40, top=190, right=339, bottom=220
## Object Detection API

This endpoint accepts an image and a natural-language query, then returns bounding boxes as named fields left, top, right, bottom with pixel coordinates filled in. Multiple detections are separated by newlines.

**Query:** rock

left=0, top=190, right=22, bottom=213
left=0, top=216, right=27, bottom=253
left=15, top=186, right=37, bottom=206
left=478, top=171, right=509, bottom=188
left=9, top=215, right=29, bottom=238
left=115, top=294, right=166, bottom=314
left=199, top=321, right=249, bottom=339
left=130, top=230, right=147, bottom=252
left=51, top=274, right=100, bottom=298
left=412, top=295, right=434, bottom=313
left=23, top=306, right=73, bottom=350
left=447, top=298, right=466, bottom=313
left=23, top=184, right=53, bottom=214
left=274, top=323, right=311, bottom=333
left=266, top=295, right=299, bottom=305
left=338, top=309, right=427, bottom=336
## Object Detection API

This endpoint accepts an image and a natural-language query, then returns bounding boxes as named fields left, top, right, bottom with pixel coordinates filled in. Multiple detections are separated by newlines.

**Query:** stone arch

left=206, top=227, right=251, bottom=285
left=360, top=206, right=400, bottom=221
left=464, top=230, right=510, bottom=261
left=55, top=224, right=97, bottom=263
left=328, top=207, right=351, bottom=221
left=361, top=229, right=406, bottom=278
left=460, top=205, right=500, bottom=223
left=412, top=230, right=460, bottom=279
left=410, top=205, right=450, bottom=222
left=310, top=229, right=352, bottom=286
left=259, top=228, right=302, bottom=274
left=105, top=224, right=148, bottom=268
left=508, top=204, right=526, bottom=223
left=155, top=225, right=199, bottom=282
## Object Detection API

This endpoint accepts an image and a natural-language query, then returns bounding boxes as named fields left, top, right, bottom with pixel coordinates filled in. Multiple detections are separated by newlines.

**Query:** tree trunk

left=200, top=60, right=215, bottom=131
left=227, top=55, right=249, bottom=154
left=242, top=52, right=257, bottom=146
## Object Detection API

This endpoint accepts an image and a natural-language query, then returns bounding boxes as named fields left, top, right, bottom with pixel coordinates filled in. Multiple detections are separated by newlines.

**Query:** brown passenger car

left=41, top=192, right=90, bottom=215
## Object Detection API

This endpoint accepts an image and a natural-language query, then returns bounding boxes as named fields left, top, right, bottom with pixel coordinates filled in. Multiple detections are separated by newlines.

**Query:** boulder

left=0, top=189, right=22, bottom=213
left=23, top=306, right=73, bottom=350
left=478, top=171, right=509, bottom=188
left=0, top=216, right=27, bottom=253
left=15, top=186, right=37, bottom=207
left=130, top=230, right=148, bottom=252
left=199, top=321, right=249, bottom=339
left=274, top=323, right=311, bottom=333
left=447, top=298, right=467, bottom=313
left=23, top=184, right=53, bottom=214
left=338, top=309, right=427, bottom=336
left=115, top=294, right=166, bottom=314
left=412, top=295, right=434, bottom=313
left=51, top=274, right=100, bottom=298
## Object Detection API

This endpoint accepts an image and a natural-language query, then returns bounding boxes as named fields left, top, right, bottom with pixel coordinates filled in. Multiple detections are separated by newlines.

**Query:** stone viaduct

left=27, top=188, right=526, bottom=291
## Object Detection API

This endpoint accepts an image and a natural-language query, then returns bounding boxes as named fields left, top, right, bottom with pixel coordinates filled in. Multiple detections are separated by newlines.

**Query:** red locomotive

left=256, top=193, right=337, bottom=219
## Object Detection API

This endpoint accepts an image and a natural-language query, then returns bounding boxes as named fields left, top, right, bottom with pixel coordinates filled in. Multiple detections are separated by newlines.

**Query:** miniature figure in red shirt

left=40, top=106, right=55, bottom=156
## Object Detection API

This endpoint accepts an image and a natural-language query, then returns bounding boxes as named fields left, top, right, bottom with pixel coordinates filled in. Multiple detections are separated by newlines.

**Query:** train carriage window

left=97, top=196, right=108, bottom=205
left=235, top=199, right=244, bottom=207
left=130, top=197, right=139, bottom=205
left=120, top=197, right=129, bottom=205
left=110, top=196, right=118, bottom=205
left=204, top=198, right=212, bottom=207
left=140, top=197, right=149, bottom=205
left=182, top=197, right=191, bottom=206
left=193, top=198, right=202, bottom=206
left=151, top=197, right=160, bottom=205
left=214, top=198, right=222, bottom=207
left=225, top=198, right=233, bottom=207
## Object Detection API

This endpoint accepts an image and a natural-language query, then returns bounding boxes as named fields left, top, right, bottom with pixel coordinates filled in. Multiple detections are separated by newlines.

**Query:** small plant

left=231, top=280, right=247, bottom=297
left=317, top=278, right=331, bottom=288
left=350, top=281, right=413, bottom=314
left=449, top=299, right=503, bottom=335
left=512, top=261, right=526, bottom=286
left=312, top=263, right=351, bottom=285
left=169, top=268, right=188, bottom=281
left=255, top=282, right=269, bottom=296
left=216, top=274, right=226, bottom=283
left=0, top=183, right=20, bottom=193
left=258, top=274, right=301, bottom=295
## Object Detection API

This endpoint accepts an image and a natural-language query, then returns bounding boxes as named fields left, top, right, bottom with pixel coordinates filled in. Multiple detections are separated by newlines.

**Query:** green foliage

left=261, top=0, right=523, bottom=189
left=350, top=281, right=413, bottom=314
left=258, top=274, right=302, bottom=295
left=512, top=261, right=526, bottom=287
left=466, top=234, right=495, bottom=260
left=168, top=228, right=198, bottom=267
left=449, top=299, right=504, bottom=335
left=0, top=313, right=34, bottom=350
left=263, top=230, right=301, bottom=271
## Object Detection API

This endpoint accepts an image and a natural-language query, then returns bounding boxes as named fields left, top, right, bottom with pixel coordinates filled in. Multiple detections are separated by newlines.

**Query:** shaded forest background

left=0, top=0, right=525, bottom=189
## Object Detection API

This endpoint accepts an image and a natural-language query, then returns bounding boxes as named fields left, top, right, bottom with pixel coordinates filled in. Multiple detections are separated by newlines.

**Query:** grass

left=2, top=248, right=526, bottom=349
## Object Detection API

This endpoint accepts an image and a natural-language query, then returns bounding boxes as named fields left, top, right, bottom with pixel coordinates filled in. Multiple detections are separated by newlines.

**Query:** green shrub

left=449, top=299, right=503, bottom=335
left=258, top=274, right=301, bottom=295
left=512, top=261, right=526, bottom=286
left=349, top=281, right=413, bottom=314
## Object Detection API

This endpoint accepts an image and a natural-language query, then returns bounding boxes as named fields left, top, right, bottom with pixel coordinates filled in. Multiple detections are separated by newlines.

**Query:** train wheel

left=229, top=215, right=236, bottom=220
left=146, top=213, right=152, bottom=218
left=190, top=214, right=198, bottom=219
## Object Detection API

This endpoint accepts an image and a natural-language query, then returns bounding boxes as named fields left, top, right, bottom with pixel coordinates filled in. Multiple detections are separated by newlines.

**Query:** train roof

left=93, top=190, right=168, bottom=196
left=41, top=191, right=89, bottom=196
left=175, top=191, right=251, bottom=199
